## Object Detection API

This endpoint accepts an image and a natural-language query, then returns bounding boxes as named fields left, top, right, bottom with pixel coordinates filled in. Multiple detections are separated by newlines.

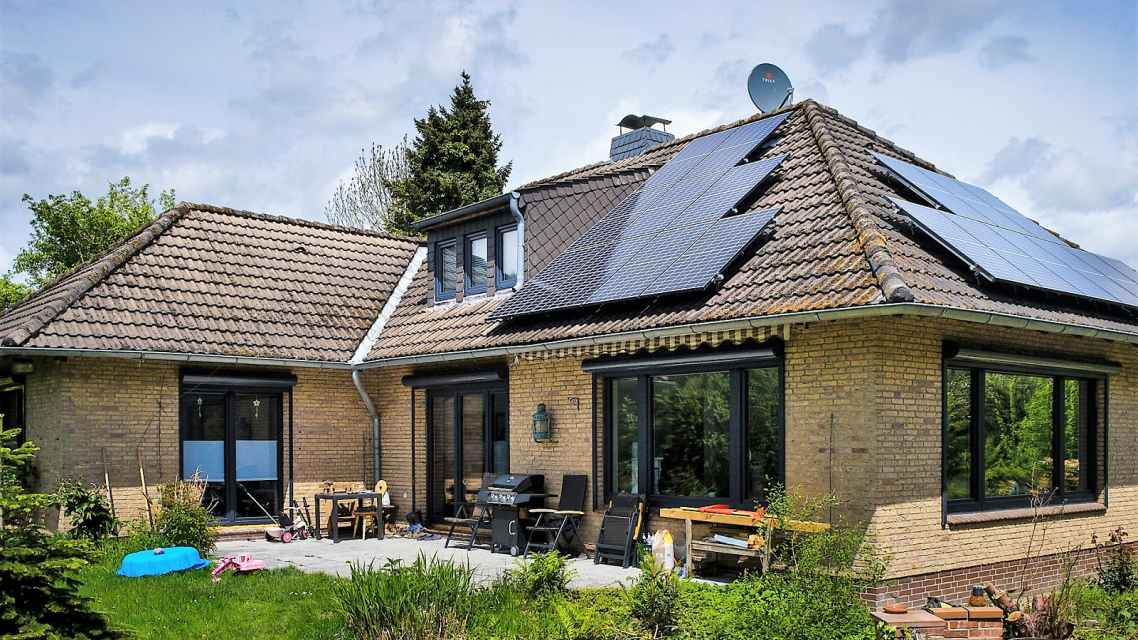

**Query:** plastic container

left=117, top=547, right=211, bottom=577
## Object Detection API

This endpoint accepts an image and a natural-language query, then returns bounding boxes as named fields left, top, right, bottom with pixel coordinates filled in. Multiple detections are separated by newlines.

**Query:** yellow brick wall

left=13, top=357, right=373, bottom=528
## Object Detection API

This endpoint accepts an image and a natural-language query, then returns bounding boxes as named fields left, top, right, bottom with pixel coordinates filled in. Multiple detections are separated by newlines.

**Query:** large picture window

left=593, top=345, right=783, bottom=508
left=944, top=351, right=1105, bottom=513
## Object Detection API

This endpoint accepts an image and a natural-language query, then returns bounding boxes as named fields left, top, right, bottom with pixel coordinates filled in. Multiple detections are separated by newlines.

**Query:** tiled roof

left=0, top=204, right=420, bottom=362
left=364, top=100, right=1138, bottom=361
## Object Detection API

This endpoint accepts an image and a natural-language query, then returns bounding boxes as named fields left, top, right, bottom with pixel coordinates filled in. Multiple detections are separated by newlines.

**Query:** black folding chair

left=444, top=472, right=495, bottom=550
left=524, top=475, right=587, bottom=557
left=594, top=493, right=645, bottom=569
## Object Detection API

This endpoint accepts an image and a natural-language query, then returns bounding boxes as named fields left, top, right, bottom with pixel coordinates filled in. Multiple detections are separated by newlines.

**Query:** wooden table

left=658, top=507, right=830, bottom=576
left=314, top=491, right=385, bottom=543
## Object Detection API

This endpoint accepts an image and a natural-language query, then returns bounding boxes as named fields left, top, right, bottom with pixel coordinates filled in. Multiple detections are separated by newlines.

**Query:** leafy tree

left=0, top=276, right=32, bottom=313
left=0, top=419, right=134, bottom=639
left=384, top=71, right=512, bottom=235
left=13, top=177, right=175, bottom=289
left=325, top=138, right=412, bottom=232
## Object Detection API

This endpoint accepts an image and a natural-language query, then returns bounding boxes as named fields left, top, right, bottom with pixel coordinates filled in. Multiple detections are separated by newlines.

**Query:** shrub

left=332, top=554, right=478, bottom=640
left=628, top=553, right=684, bottom=637
left=155, top=475, right=218, bottom=553
left=1094, top=526, right=1136, bottom=595
left=505, top=551, right=577, bottom=600
left=53, top=477, right=121, bottom=541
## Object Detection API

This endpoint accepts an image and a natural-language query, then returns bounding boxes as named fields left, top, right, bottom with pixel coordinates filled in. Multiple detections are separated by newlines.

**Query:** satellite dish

left=747, top=63, right=794, bottom=113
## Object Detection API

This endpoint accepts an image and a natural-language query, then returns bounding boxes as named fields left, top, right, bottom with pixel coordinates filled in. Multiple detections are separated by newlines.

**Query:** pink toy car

left=211, top=554, right=266, bottom=582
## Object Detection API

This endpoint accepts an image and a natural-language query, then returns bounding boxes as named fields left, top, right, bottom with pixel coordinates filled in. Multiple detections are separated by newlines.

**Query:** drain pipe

left=508, top=192, right=525, bottom=288
left=352, top=369, right=381, bottom=485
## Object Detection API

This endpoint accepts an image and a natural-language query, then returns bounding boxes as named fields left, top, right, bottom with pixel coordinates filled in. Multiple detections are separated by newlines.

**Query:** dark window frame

left=465, top=231, right=489, bottom=295
left=435, top=239, right=458, bottom=301
left=943, top=357, right=1104, bottom=515
left=0, top=384, right=26, bottom=448
left=595, top=347, right=784, bottom=510
left=495, top=224, right=519, bottom=289
left=423, top=382, right=510, bottom=523
left=178, top=383, right=286, bottom=524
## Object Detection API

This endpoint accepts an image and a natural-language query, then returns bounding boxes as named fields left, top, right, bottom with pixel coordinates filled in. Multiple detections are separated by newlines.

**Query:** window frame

left=594, top=347, right=784, bottom=509
left=434, top=239, right=458, bottom=301
left=495, top=224, right=519, bottom=289
left=464, top=232, right=489, bottom=295
left=943, top=351, right=1105, bottom=515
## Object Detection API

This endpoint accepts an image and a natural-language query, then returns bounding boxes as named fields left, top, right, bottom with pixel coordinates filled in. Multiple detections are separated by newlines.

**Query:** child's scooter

left=237, top=483, right=309, bottom=543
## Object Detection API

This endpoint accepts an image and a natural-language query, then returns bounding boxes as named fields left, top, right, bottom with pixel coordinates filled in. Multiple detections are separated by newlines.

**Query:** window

left=945, top=363, right=1100, bottom=512
left=465, top=233, right=488, bottom=294
left=596, top=347, right=783, bottom=508
left=435, top=240, right=457, bottom=300
left=496, top=224, right=519, bottom=289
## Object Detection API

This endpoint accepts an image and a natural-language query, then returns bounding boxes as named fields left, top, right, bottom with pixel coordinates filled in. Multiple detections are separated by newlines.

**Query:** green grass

left=79, top=555, right=343, bottom=640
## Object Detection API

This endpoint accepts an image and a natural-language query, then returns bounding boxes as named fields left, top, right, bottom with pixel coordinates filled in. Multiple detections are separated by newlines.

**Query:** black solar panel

left=490, top=113, right=791, bottom=319
left=889, top=192, right=1138, bottom=308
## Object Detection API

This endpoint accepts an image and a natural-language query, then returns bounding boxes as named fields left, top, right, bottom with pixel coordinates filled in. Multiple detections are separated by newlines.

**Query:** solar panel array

left=491, top=113, right=791, bottom=318
left=873, top=152, right=1138, bottom=309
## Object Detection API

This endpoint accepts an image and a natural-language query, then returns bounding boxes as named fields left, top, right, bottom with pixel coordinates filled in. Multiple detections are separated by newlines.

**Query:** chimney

left=609, top=114, right=674, bottom=161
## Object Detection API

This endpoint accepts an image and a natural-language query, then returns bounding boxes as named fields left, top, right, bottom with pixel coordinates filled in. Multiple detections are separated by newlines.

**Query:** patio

left=211, top=536, right=641, bottom=589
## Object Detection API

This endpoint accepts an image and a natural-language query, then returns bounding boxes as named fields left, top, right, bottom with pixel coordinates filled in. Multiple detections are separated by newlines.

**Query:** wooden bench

left=658, top=507, right=829, bottom=576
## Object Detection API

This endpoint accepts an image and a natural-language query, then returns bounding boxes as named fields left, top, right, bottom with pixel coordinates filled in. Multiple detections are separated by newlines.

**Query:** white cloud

left=979, top=35, right=1034, bottom=69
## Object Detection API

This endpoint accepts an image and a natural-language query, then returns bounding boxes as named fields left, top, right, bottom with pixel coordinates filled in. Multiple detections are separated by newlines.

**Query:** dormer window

left=436, top=240, right=457, bottom=300
left=496, top=224, right=518, bottom=289
left=465, top=232, right=488, bottom=295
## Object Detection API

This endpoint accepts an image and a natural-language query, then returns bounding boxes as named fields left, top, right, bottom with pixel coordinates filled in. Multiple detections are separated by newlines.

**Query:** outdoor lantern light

left=532, top=403, right=552, bottom=442
left=11, top=361, right=34, bottom=374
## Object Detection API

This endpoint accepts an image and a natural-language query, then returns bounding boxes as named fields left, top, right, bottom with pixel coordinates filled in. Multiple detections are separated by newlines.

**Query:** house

left=2, top=100, right=1135, bottom=606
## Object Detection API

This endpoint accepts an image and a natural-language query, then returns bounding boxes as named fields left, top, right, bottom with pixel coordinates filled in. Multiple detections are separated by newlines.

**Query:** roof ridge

left=181, top=202, right=424, bottom=245
left=0, top=205, right=188, bottom=346
left=802, top=101, right=914, bottom=303
left=519, top=164, right=654, bottom=194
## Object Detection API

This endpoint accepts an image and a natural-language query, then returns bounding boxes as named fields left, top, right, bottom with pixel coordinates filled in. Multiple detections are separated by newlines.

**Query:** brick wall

left=13, top=357, right=373, bottom=528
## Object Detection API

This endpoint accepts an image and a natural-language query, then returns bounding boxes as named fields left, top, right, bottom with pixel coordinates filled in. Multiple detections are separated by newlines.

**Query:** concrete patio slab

left=212, top=536, right=641, bottom=589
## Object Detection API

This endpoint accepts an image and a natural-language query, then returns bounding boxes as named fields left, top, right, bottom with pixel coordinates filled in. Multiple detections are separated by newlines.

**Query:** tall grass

left=331, top=554, right=479, bottom=640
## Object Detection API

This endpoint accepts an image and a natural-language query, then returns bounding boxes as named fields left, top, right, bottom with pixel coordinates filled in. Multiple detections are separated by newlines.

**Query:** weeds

left=505, top=551, right=577, bottom=600
left=331, top=554, right=478, bottom=640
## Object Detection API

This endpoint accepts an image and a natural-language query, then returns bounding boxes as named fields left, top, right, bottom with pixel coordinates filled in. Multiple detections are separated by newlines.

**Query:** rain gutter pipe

left=347, top=246, right=428, bottom=486
left=507, top=192, right=525, bottom=288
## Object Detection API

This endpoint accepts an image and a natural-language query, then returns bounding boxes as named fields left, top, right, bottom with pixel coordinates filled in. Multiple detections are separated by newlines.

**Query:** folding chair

left=444, top=472, right=496, bottom=549
left=524, top=475, right=587, bottom=557
left=352, top=480, right=388, bottom=539
left=594, top=492, right=645, bottom=569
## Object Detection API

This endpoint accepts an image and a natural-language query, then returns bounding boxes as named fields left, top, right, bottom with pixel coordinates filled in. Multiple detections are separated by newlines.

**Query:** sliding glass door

left=181, top=390, right=283, bottom=522
left=427, top=389, right=508, bottom=523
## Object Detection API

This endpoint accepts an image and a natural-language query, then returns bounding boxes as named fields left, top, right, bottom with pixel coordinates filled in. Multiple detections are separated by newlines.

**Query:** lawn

left=79, top=556, right=343, bottom=640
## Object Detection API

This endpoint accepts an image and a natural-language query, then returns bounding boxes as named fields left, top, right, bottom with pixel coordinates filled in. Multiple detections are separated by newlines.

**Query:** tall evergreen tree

left=384, top=71, right=512, bottom=235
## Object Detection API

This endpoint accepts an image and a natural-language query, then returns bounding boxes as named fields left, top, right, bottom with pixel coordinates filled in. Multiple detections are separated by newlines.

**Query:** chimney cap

left=616, top=114, right=671, bottom=131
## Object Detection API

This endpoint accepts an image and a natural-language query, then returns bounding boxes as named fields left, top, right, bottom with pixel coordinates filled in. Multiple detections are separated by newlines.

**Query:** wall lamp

left=531, top=403, right=552, bottom=443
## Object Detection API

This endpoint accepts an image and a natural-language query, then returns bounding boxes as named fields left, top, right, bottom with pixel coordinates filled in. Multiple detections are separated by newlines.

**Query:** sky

left=1, top=0, right=1136, bottom=276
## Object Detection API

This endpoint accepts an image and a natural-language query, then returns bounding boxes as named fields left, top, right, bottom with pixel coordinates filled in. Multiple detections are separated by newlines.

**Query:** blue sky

left=1, top=0, right=1136, bottom=275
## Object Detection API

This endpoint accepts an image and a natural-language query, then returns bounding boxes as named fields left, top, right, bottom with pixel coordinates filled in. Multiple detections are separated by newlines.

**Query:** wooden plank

left=658, top=507, right=830, bottom=533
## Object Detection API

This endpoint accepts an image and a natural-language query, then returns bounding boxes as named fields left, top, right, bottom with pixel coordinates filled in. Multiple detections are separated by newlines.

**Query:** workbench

left=658, top=507, right=830, bottom=576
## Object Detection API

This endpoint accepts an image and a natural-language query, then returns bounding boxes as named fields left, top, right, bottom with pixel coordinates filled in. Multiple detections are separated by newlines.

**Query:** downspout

left=352, top=369, right=381, bottom=486
left=508, top=192, right=525, bottom=288
left=349, top=245, right=427, bottom=486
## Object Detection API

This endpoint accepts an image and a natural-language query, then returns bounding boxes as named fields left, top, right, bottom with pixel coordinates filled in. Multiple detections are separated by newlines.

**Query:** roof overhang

left=411, top=192, right=519, bottom=231
left=0, top=347, right=353, bottom=369
left=354, top=302, right=1138, bottom=369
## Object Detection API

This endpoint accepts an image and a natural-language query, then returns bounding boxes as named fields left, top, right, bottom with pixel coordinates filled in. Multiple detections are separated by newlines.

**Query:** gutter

left=348, top=245, right=428, bottom=485
left=0, top=347, right=352, bottom=369
left=355, top=302, right=1138, bottom=369
left=411, top=192, right=515, bottom=232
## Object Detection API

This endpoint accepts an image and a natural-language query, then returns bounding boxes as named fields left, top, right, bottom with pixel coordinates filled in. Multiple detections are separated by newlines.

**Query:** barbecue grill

left=476, top=473, right=546, bottom=555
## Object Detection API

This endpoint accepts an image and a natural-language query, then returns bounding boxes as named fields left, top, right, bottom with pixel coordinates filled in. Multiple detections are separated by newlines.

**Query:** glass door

left=180, top=390, right=282, bottom=522
left=426, top=388, right=508, bottom=524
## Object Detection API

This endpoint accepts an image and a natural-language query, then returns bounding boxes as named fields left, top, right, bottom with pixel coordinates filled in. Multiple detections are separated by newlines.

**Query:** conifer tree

left=384, top=71, right=512, bottom=235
